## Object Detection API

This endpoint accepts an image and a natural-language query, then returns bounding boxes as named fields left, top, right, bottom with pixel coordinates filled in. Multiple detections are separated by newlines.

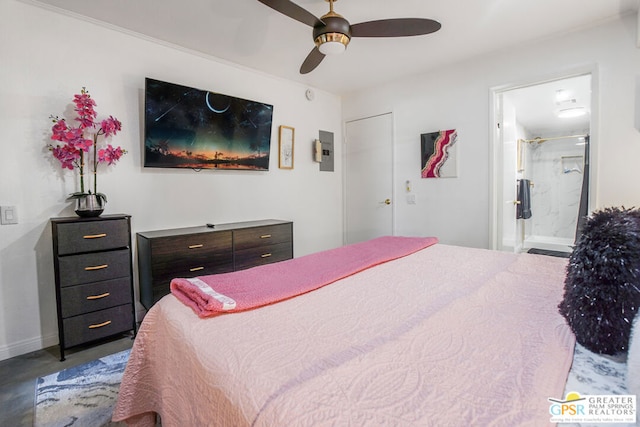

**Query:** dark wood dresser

left=137, top=219, right=293, bottom=309
left=51, top=214, right=136, bottom=361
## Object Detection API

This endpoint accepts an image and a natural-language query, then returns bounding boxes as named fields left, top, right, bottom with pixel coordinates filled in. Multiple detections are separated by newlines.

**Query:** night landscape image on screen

left=144, top=78, right=274, bottom=170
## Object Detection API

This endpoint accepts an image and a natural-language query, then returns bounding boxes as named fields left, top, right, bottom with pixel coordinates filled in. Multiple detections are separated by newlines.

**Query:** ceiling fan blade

left=351, top=18, right=441, bottom=37
left=300, top=47, right=325, bottom=74
left=257, top=0, right=323, bottom=27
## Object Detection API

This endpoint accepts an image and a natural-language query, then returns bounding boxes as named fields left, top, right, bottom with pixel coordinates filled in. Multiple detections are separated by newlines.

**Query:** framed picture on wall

left=279, top=125, right=295, bottom=169
left=421, top=129, right=458, bottom=178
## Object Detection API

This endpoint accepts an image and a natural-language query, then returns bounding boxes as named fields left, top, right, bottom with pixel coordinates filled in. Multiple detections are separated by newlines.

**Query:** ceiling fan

left=257, top=0, right=442, bottom=74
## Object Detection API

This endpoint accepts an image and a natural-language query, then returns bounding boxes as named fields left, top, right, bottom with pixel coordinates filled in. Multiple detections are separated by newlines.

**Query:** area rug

left=34, top=349, right=130, bottom=427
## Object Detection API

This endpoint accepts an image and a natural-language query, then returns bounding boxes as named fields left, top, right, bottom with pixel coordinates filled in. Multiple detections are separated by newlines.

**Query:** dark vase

left=75, top=194, right=105, bottom=218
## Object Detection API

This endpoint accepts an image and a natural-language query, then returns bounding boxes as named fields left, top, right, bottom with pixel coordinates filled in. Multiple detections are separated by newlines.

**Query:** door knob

left=381, top=199, right=391, bottom=205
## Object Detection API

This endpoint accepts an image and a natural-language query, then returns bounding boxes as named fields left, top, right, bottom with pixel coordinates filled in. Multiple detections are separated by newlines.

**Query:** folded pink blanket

left=170, top=236, right=438, bottom=317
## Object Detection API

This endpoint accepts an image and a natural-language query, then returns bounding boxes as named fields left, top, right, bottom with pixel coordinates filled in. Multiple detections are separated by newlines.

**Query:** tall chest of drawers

left=51, top=215, right=136, bottom=361
left=137, top=219, right=293, bottom=309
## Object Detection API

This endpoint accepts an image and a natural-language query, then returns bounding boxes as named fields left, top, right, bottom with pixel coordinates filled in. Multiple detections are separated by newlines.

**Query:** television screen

left=144, top=78, right=274, bottom=170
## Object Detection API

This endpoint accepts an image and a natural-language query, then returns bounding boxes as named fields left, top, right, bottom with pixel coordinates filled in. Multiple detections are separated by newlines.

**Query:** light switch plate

left=1, top=206, right=18, bottom=224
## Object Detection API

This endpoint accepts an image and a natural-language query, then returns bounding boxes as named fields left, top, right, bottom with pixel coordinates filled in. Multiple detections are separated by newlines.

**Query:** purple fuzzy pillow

left=558, top=207, right=640, bottom=355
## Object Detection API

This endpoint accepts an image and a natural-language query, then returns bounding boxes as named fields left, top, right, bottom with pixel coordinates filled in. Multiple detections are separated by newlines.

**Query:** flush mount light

left=557, top=107, right=587, bottom=118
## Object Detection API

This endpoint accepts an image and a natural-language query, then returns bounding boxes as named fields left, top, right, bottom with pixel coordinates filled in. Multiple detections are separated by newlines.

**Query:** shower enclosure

left=518, top=134, right=589, bottom=254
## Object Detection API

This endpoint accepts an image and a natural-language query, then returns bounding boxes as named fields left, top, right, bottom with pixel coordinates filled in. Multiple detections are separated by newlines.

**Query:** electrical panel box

left=318, top=130, right=334, bottom=172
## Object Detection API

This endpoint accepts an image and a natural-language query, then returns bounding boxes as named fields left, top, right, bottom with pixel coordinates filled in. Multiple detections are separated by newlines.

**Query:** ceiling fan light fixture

left=257, top=0, right=441, bottom=74
left=316, top=32, right=350, bottom=55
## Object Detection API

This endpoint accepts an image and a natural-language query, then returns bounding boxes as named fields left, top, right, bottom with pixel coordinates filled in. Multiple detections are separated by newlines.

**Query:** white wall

left=0, top=0, right=343, bottom=360
left=343, top=13, right=640, bottom=248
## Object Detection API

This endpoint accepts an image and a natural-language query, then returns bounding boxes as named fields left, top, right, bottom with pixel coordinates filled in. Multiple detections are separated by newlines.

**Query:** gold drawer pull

left=85, top=264, right=108, bottom=271
left=260, top=234, right=272, bottom=239
left=88, top=320, right=112, bottom=329
left=190, top=266, right=205, bottom=272
left=86, top=292, right=110, bottom=300
left=261, top=253, right=272, bottom=258
left=188, top=244, right=204, bottom=249
left=83, top=233, right=107, bottom=239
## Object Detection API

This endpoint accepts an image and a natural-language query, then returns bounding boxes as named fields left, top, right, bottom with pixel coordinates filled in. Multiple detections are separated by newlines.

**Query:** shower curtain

left=574, top=135, right=590, bottom=242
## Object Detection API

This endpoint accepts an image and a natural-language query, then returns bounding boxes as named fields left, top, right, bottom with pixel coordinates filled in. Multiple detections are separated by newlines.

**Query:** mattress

left=113, top=243, right=575, bottom=426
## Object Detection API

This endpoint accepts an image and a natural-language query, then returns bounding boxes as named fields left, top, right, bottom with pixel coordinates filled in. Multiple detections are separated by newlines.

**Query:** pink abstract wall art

left=421, top=129, right=458, bottom=178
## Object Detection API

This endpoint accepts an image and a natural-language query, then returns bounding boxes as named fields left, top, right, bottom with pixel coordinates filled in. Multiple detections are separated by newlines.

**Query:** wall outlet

left=407, top=194, right=416, bottom=205
left=1, top=206, right=18, bottom=225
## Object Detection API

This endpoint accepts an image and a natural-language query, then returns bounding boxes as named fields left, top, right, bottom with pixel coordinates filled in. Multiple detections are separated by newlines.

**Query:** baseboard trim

left=0, top=332, right=58, bottom=362
left=1, top=306, right=145, bottom=362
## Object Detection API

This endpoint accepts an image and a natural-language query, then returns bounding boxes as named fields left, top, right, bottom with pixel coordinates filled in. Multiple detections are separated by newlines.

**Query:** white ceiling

left=27, top=0, right=638, bottom=96
left=504, top=74, right=592, bottom=137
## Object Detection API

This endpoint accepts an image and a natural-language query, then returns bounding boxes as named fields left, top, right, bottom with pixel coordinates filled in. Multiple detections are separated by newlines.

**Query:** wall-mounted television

left=144, top=78, right=274, bottom=170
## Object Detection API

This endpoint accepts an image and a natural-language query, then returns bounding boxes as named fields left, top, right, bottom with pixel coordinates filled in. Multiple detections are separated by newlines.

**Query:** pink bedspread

left=113, top=243, right=575, bottom=426
left=170, top=236, right=438, bottom=317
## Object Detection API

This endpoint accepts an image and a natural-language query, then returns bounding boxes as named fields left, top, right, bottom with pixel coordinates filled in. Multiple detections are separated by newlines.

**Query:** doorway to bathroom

left=491, top=73, right=593, bottom=255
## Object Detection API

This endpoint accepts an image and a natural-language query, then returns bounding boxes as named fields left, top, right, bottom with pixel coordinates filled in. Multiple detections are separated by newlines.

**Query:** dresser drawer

left=150, top=231, right=233, bottom=275
left=150, top=231, right=232, bottom=258
left=234, top=224, right=293, bottom=250
left=58, top=248, right=131, bottom=287
left=148, top=259, right=239, bottom=306
left=62, top=304, right=133, bottom=348
left=152, top=262, right=233, bottom=289
left=60, top=277, right=133, bottom=318
left=235, top=241, right=293, bottom=271
left=151, top=257, right=234, bottom=279
left=56, top=219, right=129, bottom=255
left=151, top=231, right=232, bottom=260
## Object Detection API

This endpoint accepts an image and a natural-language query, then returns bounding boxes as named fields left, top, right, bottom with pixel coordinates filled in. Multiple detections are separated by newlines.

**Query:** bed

left=113, top=237, right=577, bottom=426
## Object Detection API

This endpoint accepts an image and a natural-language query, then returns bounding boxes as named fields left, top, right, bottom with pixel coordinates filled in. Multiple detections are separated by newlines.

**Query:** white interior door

left=344, top=113, right=393, bottom=244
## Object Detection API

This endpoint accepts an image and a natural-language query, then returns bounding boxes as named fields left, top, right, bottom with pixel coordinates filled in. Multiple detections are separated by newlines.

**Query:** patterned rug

left=34, top=349, right=130, bottom=427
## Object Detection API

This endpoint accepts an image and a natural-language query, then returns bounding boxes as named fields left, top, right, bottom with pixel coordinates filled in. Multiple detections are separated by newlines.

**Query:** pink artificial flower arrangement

left=48, top=87, right=126, bottom=202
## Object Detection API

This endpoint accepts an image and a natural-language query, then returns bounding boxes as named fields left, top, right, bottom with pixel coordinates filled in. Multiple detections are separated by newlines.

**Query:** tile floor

left=0, top=334, right=134, bottom=426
